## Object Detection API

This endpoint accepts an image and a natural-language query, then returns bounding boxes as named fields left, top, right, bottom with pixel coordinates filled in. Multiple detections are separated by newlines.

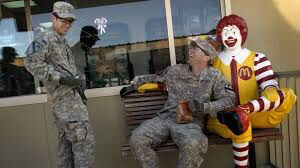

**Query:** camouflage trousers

left=56, top=120, right=96, bottom=168
left=130, top=114, right=208, bottom=168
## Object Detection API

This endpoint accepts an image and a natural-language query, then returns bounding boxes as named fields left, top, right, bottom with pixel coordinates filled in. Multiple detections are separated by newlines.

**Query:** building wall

left=231, top=0, right=300, bottom=72
left=0, top=95, right=270, bottom=168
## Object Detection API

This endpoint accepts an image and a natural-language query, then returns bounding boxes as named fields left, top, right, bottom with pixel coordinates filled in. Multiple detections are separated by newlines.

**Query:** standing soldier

left=24, top=2, right=95, bottom=168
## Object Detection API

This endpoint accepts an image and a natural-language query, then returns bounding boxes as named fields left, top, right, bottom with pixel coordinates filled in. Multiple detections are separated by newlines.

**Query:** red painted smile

left=225, top=37, right=237, bottom=47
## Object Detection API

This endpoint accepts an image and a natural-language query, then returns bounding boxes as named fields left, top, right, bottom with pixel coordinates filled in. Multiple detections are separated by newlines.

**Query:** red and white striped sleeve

left=254, top=53, right=279, bottom=90
left=247, top=90, right=284, bottom=113
left=240, top=53, right=284, bottom=113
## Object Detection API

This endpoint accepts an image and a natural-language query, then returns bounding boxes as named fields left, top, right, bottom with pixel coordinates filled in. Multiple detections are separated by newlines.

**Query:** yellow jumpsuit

left=207, top=51, right=296, bottom=143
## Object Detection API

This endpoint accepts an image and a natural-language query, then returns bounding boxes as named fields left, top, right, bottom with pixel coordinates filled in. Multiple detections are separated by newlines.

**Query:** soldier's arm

left=204, top=72, right=236, bottom=116
left=120, top=66, right=170, bottom=97
left=24, top=39, right=61, bottom=83
left=134, top=66, right=170, bottom=88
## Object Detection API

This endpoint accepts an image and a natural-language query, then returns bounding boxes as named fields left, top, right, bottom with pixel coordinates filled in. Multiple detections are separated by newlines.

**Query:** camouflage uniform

left=130, top=64, right=236, bottom=168
left=24, top=2, right=95, bottom=168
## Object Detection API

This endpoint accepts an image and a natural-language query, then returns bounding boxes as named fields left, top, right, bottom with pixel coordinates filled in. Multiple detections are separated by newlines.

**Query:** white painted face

left=221, top=25, right=242, bottom=51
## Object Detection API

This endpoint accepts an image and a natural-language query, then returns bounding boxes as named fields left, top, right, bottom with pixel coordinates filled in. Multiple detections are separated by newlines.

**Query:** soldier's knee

left=182, top=137, right=208, bottom=153
left=130, top=134, right=149, bottom=149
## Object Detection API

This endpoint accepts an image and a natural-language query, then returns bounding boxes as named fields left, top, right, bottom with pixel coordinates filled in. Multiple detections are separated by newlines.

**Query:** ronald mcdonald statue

left=207, top=14, right=297, bottom=168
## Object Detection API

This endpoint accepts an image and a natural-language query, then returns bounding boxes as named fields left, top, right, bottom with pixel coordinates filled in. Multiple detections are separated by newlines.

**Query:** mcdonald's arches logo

left=238, top=66, right=253, bottom=80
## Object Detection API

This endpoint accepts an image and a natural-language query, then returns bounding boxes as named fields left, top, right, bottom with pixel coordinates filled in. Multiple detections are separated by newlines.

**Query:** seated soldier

left=120, top=37, right=236, bottom=168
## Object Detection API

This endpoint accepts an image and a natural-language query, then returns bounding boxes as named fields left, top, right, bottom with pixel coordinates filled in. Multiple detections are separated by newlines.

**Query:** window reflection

left=0, top=1, right=35, bottom=97
left=171, top=0, right=221, bottom=64
left=31, top=0, right=170, bottom=89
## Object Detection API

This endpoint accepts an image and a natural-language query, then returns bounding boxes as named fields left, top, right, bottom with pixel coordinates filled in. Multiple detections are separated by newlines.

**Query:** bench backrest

left=123, top=91, right=168, bottom=136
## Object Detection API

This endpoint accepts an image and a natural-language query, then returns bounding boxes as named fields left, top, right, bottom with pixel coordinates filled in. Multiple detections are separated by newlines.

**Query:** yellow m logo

left=238, top=66, right=253, bottom=80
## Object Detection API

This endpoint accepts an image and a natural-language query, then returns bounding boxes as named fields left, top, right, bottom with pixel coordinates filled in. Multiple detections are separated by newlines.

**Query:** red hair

left=216, top=14, right=248, bottom=46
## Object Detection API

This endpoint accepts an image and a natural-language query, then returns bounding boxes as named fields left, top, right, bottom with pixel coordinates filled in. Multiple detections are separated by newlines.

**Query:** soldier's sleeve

left=204, top=72, right=236, bottom=116
left=135, top=66, right=170, bottom=88
left=24, top=36, right=61, bottom=82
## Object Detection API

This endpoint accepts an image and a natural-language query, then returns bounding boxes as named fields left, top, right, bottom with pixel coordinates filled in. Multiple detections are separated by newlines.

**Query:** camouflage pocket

left=65, top=121, right=87, bottom=142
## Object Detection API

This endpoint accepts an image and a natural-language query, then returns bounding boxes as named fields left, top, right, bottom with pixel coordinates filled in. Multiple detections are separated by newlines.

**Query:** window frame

left=0, top=0, right=231, bottom=107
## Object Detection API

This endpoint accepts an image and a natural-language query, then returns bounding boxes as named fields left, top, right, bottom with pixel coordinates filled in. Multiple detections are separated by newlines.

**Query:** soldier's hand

left=187, top=99, right=204, bottom=112
left=59, top=76, right=85, bottom=87
left=75, top=86, right=87, bottom=104
left=120, top=85, right=135, bottom=97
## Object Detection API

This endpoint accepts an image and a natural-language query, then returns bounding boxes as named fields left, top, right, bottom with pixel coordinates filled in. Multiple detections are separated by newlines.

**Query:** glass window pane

left=171, top=0, right=221, bottom=64
left=31, top=0, right=170, bottom=89
left=0, top=1, right=35, bottom=98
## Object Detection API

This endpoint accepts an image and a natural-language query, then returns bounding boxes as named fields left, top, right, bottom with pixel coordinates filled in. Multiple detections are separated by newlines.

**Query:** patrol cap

left=53, top=1, right=76, bottom=21
left=188, top=36, right=218, bottom=62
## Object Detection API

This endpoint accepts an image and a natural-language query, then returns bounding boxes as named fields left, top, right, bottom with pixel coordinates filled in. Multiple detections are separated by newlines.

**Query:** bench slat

left=125, top=105, right=164, bottom=112
left=123, top=91, right=167, bottom=98
left=125, top=109, right=162, bottom=116
left=126, top=114, right=157, bottom=121
left=124, top=95, right=168, bottom=103
left=125, top=100, right=166, bottom=108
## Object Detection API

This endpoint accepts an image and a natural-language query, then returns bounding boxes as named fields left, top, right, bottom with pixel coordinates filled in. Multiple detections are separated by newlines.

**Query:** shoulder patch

left=26, top=39, right=47, bottom=56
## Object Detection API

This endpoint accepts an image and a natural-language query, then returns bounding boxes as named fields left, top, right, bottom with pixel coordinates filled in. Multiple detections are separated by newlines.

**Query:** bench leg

left=249, top=143, right=256, bottom=168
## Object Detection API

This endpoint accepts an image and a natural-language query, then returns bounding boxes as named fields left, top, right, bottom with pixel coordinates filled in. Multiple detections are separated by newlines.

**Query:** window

left=171, top=0, right=221, bottom=64
left=0, top=0, right=35, bottom=97
left=0, top=0, right=223, bottom=99
left=31, top=0, right=170, bottom=89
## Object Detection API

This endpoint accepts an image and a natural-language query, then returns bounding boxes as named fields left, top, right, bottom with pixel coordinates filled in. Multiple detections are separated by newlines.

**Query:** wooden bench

left=121, top=91, right=283, bottom=168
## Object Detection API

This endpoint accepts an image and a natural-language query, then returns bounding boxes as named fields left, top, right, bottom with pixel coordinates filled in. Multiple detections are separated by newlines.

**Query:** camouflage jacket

left=136, top=64, right=236, bottom=124
left=24, top=29, right=88, bottom=122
